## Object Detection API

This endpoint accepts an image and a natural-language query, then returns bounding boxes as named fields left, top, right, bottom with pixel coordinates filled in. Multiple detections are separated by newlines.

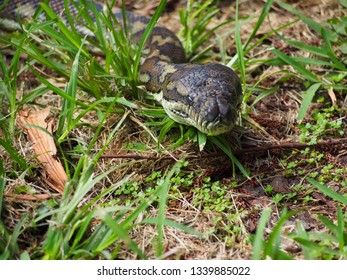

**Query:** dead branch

left=101, top=137, right=347, bottom=161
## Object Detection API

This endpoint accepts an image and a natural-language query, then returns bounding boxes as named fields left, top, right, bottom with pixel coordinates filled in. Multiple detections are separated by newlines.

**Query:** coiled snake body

left=0, top=0, right=242, bottom=135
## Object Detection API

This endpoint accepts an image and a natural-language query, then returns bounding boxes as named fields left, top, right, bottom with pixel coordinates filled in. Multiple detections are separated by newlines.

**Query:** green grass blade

left=0, top=53, right=17, bottom=133
left=0, top=160, right=11, bottom=258
left=307, top=178, right=347, bottom=205
left=28, top=66, right=85, bottom=107
left=8, top=213, right=28, bottom=258
left=264, top=209, right=294, bottom=259
left=277, top=1, right=337, bottom=42
left=321, top=28, right=347, bottom=71
left=295, top=221, right=314, bottom=259
left=102, top=212, right=147, bottom=259
left=0, top=139, right=27, bottom=170
left=318, top=215, right=338, bottom=234
left=252, top=207, right=272, bottom=260
left=39, top=3, right=84, bottom=51
left=282, top=39, right=329, bottom=58
left=141, top=218, right=204, bottom=238
left=197, top=130, right=207, bottom=151
left=89, top=102, right=127, bottom=161
left=156, top=160, right=184, bottom=257
left=192, top=19, right=234, bottom=52
left=133, top=0, right=167, bottom=79
left=244, top=0, right=275, bottom=51
left=0, top=0, right=10, bottom=10
left=244, top=18, right=298, bottom=57
left=297, top=83, right=321, bottom=121
left=0, top=160, right=4, bottom=216
left=58, top=96, right=125, bottom=142
left=292, top=237, right=321, bottom=248
left=42, top=225, right=64, bottom=259
left=248, top=86, right=279, bottom=113
left=58, top=38, right=85, bottom=137
left=179, top=0, right=222, bottom=56
left=166, top=127, right=197, bottom=151
left=158, top=118, right=177, bottom=145
left=336, top=207, right=345, bottom=252
left=69, top=212, right=94, bottom=250
left=209, top=135, right=249, bottom=178
left=272, top=49, right=320, bottom=82
left=234, top=0, right=246, bottom=87
left=267, top=56, right=334, bottom=67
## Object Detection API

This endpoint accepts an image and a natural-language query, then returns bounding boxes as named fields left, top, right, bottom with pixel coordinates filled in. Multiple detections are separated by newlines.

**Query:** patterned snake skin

left=0, top=0, right=243, bottom=135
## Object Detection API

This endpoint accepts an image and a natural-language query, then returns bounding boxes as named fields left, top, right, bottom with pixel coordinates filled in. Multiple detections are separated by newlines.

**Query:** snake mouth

left=171, top=109, right=190, bottom=120
left=190, top=113, right=236, bottom=135
left=162, top=99, right=236, bottom=135
left=198, top=117, right=236, bottom=136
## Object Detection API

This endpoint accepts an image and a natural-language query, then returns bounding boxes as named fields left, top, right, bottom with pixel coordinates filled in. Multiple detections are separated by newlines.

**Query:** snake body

left=0, top=0, right=242, bottom=135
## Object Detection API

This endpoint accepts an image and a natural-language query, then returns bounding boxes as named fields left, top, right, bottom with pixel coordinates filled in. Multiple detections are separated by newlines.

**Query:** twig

left=101, top=153, right=224, bottom=161
left=4, top=193, right=62, bottom=201
left=101, top=137, right=347, bottom=161
left=234, top=137, right=347, bottom=156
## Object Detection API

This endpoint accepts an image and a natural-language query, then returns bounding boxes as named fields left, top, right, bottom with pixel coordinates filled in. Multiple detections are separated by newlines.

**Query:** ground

left=0, top=0, right=346, bottom=259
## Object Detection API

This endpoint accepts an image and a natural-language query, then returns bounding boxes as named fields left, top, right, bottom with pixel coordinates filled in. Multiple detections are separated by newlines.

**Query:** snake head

left=161, top=63, right=242, bottom=135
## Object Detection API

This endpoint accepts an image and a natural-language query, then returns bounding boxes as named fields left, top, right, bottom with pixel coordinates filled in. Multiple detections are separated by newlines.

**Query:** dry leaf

left=17, top=107, right=67, bottom=193
left=328, top=86, right=336, bottom=105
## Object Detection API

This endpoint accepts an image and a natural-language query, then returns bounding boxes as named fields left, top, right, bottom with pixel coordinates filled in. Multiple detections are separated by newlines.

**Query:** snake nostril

left=206, top=102, right=220, bottom=122
left=218, top=100, right=232, bottom=119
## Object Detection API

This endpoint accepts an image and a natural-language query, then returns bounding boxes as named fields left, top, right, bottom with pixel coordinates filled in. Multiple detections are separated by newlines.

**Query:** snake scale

left=0, top=0, right=242, bottom=135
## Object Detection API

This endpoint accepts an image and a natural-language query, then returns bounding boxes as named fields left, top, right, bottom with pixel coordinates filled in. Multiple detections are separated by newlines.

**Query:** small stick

left=4, top=193, right=61, bottom=201
left=101, top=137, right=347, bottom=160
left=234, top=137, right=347, bottom=156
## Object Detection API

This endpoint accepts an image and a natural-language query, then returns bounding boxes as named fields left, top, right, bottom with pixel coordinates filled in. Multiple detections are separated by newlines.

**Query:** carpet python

left=0, top=0, right=243, bottom=135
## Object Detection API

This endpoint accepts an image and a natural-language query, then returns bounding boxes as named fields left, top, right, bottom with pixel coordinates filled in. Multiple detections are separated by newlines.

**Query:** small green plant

left=299, top=106, right=344, bottom=144
left=190, top=176, right=249, bottom=241
left=192, top=177, right=233, bottom=212
left=271, top=193, right=297, bottom=205
left=264, top=184, right=273, bottom=195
